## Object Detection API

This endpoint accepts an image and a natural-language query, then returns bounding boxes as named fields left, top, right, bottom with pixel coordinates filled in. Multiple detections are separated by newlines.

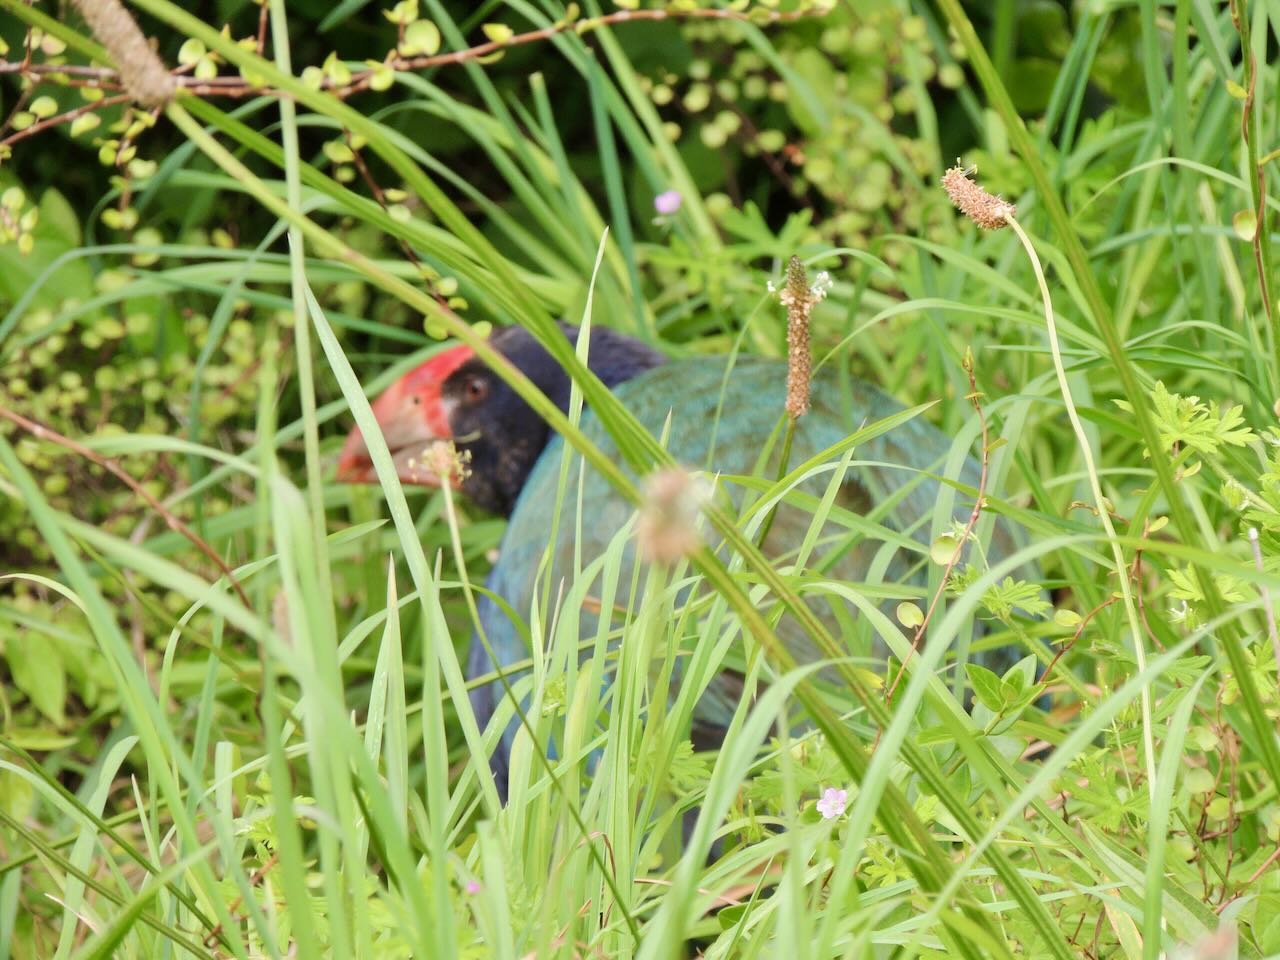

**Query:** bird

left=337, top=323, right=1031, bottom=798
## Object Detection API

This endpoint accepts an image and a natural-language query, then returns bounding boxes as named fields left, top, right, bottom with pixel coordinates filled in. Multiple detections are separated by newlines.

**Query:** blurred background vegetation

left=2, top=0, right=1279, bottom=956
left=0, top=0, right=1147, bottom=593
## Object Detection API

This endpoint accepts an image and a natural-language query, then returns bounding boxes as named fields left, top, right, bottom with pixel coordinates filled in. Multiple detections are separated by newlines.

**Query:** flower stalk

left=943, top=163, right=1157, bottom=807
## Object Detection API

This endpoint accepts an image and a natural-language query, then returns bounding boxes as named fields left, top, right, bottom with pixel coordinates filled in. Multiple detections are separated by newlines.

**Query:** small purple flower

left=816, top=787, right=848, bottom=820
left=653, top=190, right=682, bottom=216
left=465, top=880, right=481, bottom=895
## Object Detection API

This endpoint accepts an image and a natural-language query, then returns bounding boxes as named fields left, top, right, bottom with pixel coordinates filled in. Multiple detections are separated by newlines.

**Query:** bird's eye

left=462, top=375, right=489, bottom=404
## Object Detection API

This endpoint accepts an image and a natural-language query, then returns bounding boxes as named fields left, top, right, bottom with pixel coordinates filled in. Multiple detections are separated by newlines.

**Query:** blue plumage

left=465, top=353, right=1025, bottom=797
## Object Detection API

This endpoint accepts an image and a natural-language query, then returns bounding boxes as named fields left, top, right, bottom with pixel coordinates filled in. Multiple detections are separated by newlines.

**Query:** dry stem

left=884, top=355, right=990, bottom=703
left=1, top=6, right=826, bottom=135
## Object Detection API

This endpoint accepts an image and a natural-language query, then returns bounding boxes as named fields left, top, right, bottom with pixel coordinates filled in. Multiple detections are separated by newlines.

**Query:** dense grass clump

left=1, top=1, right=1279, bottom=957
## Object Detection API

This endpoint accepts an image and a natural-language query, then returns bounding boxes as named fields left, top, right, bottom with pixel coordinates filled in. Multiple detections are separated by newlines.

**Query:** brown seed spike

left=69, top=0, right=175, bottom=109
left=778, top=255, right=823, bottom=419
left=942, top=164, right=1015, bottom=230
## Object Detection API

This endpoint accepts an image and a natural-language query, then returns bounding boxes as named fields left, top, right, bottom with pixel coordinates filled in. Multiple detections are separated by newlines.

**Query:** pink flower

left=816, top=787, right=848, bottom=820
left=465, top=880, right=481, bottom=895
left=654, top=190, right=682, bottom=215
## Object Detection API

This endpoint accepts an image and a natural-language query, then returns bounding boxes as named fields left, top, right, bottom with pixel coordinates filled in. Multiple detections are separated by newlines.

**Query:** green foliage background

left=1, top=0, right=1279, bottom=957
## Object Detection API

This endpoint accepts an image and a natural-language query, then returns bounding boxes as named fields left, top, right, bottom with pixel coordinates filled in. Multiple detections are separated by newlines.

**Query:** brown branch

left=1033, top=528, right=1157, bottom=712
left=1039, top=528, right=1149, bottom=692
left=1221, top=735, right=1239, bottom=898
left=115, top=103, right=162, bottom=176
left=0, top=94, right=132, bottom=150
left=349, top=6, right=824, bottom=94
left=0, top=61, right=121, bottom=78
left=885, top=353, right=991, bottom=703
left=710, top=92, right=809, bottom=202
left=1035, top=596, right=1117, bottom=688
left=0, top=5, right=828, bottom=104
left=215, top=329, right=292, bottom=403
left=0, top=83, right=34, bottom=139
left=342, top=130, right=444, bottom=305
left=256, top=0, right=270, bottom=57
left=18, top=19, right=35, bottom=74
left=0, top=406, right=252, bottom=610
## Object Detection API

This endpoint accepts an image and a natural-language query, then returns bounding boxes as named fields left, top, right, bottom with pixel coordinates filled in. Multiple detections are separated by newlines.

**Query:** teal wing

left=469, top=355, right=1018, bottom=789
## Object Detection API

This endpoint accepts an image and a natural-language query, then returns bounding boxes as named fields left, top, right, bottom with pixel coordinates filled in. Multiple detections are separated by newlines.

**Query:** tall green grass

left=2, top=0, right=1279, bottom=957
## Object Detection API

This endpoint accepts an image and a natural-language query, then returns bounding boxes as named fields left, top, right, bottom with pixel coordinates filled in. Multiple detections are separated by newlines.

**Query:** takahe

left=337, top=324, right=1028, bottom=797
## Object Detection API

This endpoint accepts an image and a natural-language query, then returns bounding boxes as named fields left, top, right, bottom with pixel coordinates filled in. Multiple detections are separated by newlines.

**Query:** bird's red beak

left=336, top=344, right=474, bottom=486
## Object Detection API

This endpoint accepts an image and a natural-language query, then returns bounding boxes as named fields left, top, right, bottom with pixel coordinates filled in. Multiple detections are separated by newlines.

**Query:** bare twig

left=342, top=130, right=450, bottom=306
left=1, top=6, right=826, bottom=103
left=1037, top=528, right=1154, bottom=690
left=0, top=94, right=131, bottom=150
left=1214, top=843, right=1280, bottom=915
left=885, top=352, right=990, bottom=702
left=255, top=0, right=270, bottom=57
left=201, top=853, right=279, bottom=948
left=116, top=104, right=163, bottom=170
left=1035, top=596, right=1119, bottom=689
left=0, top=62, right=123, bottom=78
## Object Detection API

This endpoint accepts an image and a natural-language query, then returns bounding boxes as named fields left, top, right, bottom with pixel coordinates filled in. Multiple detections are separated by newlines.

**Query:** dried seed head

left=637, top=466, right=709, bottom=565
left=69, top=0, right=175, bottom=108
left=775, top=256, right=829, bottom=419
left=409, top=440, right=471, bottom=486
left=942, top=163, right=1015, bottom=230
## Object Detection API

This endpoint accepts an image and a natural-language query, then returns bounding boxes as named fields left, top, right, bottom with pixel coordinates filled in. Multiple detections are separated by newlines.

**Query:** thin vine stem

left=884, top=352, right=990, bottom=705
left=1228, top=0, right=1278, bottom=385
